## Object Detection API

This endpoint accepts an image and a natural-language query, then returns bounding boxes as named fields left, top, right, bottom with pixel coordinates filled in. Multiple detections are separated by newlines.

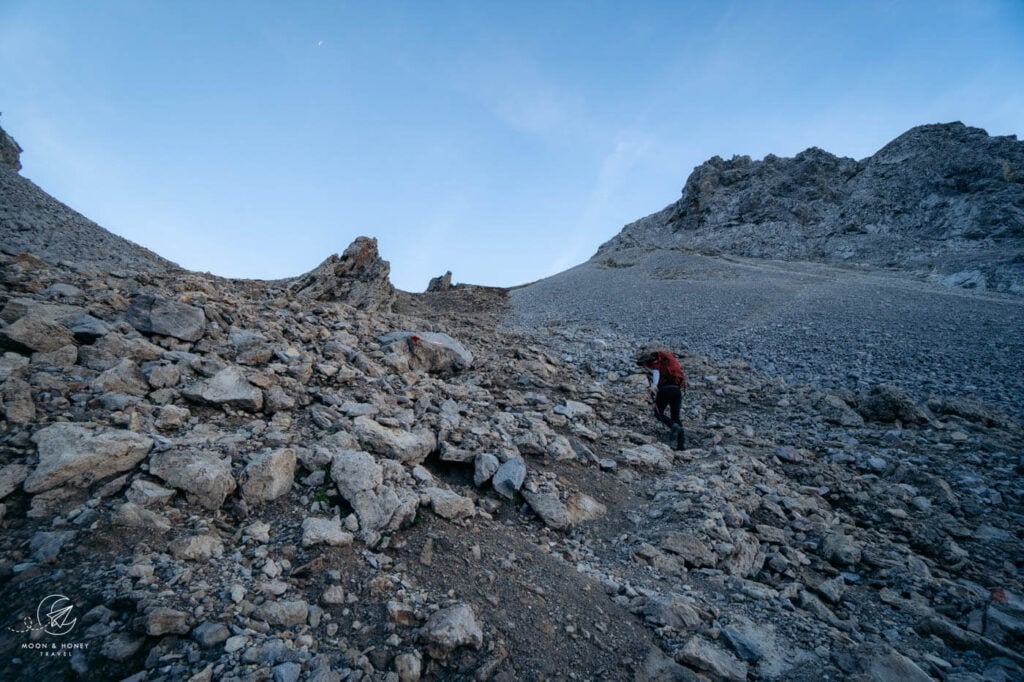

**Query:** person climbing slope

left=635, top=344, right=687, bottom=450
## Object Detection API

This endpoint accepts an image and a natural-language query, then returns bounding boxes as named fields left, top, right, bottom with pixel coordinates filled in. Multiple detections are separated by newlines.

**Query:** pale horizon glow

left=1, top=1, right=1022, bottom=291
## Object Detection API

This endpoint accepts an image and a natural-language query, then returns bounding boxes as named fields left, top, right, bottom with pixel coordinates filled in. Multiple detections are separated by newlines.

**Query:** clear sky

left=2, top=1, right=1022, bottom=291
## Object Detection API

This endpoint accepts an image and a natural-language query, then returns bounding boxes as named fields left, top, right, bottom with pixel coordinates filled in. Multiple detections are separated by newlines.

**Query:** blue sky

left=2, top=1, right=1022, bottom=291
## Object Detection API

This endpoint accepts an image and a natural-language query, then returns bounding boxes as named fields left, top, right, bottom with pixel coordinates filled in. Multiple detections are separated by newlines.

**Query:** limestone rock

left=149, top=450, right=237, bottom=510
left=857, top=384, right=929, bottom=424
left=253, top=600, right=309, bottom=627
left=419, top=603, right=483, bottom=659
left=424, top=487, right=475, bottom=520
left=492, top=458, right=526, bottom=499
left=301, top=516, right=354, bottom=548
left=25, top=424, right=153, bottom=494
left=183, top=366, right=264, bottom=412
left=677, top=636, right=748, bottom=681
left=240, top=448, right=296, bottom=503
left=473, top=452, right=500, bottom=487
left=145, top=607, right=190, bottom=636
left=126, top=294, right=205, bottom=342
left=352, top=416, right=436, bottom=465
left=0, top=316, right=75, bottom=354
left=377, top=331, right=473, bottom=374
left=288, top=237, right=396, bottom=311
left=0, top=123, right=23, bottom=171
left=330, top=450, right=418, bottom=540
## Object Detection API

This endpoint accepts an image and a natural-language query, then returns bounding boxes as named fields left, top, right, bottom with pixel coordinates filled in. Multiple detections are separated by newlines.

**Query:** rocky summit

left=0, top=122, right=1022, bottom=682
left=597, top=122, right=1024, bottom=295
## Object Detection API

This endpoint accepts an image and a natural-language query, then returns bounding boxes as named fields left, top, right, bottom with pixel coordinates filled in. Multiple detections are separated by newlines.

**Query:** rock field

left=0, top=123, right=1022, bottom=681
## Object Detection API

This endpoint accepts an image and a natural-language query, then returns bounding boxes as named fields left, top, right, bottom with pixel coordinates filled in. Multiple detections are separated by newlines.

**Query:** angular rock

left=566, top=492, right=607, bottom=524
left=419, top=603, right=483, bottom=659
left=352, top=416, right=436, bottom=465
left=145, top=607, right=190, bottom=636
left=149, top=450, right=236, bottom=510
left=287, top=237, right=396, bottom=311
left=858, top=384, right=929, bottom=424
left=0, top=463, right=31, bottom=499
left=677, top=636, right=748, bottom=682
left=170, top=534, right=225, bottom=561
left=112, top=502, right=171, bottom=531
left=473, top=452, right=500, bottom=487
left=1, top=377, right=35, bottom=423
left=192, top=622, right=231, bottom=648
left=93, top=358, right=149, bottom=396
left=183, top=366, right=263, bottom=412
left=253, top=600, right=309, bottom=627
left=0, top=317, right=74, bottom=354
left=241, top=448, right=296, bottom=503
left=521, top=489, right=571, bottom=529
left=102, top=632, right=145, bottom=661
left=301, top=516, right=354, bottom=548
left=424, top=487, right=475, bottom=520
left=30, top=529, right=77, bottom=562
left=377, top=330, right=473, bottom=374
left=125, top=479, right=176, bottom=507
left=621, top=444, right=673, bottom=470
left=661, top=532, right=716, bottom=568
left=492, top=458, right=526, bottom=499
left=25, top=424, right=153, bottom=494
left=330, top=450, right=418, bottom=538
left=126, top=294, right=206, bottom=342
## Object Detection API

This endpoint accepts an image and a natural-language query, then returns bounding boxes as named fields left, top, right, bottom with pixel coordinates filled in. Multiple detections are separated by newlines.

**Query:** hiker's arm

left=649, top=369, right=660, bottom=394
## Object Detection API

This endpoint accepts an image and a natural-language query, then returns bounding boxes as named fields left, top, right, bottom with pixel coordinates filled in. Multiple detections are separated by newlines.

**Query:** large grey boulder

left=419, top=603, right=483, bottom=659
left=240, top=448, right=296, bottom=503
left=183, top=367, right=264, bottom=413
left=126, top=294, right=206, bottom=342
left=149, top=450, right=237, bottom=510
left=0, top=317, right=75, bottom=354
left=491, top=458, right=526, bottom=499
left=25, top=424, right=153, bottom=494
left=352, top=416, right=436, bottom=465
left=376, top=331, right=473, bottom=374
left=330, top=450, right=418, bottom=541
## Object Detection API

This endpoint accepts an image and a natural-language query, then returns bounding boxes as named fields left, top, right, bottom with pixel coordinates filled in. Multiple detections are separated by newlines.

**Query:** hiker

left=635, top=345, right=687, bottom=450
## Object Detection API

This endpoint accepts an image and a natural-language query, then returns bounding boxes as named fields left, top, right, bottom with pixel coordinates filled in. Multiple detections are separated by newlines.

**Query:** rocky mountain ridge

left=597, top=122, right=1024, bottom=294
left=0, top=123, right=1021, bottom=682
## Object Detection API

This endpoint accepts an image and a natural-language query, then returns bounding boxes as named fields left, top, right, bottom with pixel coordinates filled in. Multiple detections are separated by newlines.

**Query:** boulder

left=240, top=448, right=296, bottom=503
left=0, top=317, right=74, bottom=354
left=352, top=416, right=436, bottom=465
left=301, top=516, right=354, bottom=548
left=419, top=603, right=483, bottom=659
left=492, top=458, right=526, bottom=499
left=149, top=450, right=237, bottom=510
left=857, top=384, right=929, bottom=424
left=330, top=450, right=418, bottom=540
left=126, top=294, right=205, bottom=342
left=183, top=366, right=264, bottom=412
left=25, top=424, right=153, bottom=494
left=424, top=487, right=475, bottom=520
left=377, top=331, right=473, bottom=374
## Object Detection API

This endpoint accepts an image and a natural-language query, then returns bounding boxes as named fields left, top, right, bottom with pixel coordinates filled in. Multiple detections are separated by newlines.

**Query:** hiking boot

left=671, top=424, right=685, bottom=451
left=672, top=425, right=685, bottom=450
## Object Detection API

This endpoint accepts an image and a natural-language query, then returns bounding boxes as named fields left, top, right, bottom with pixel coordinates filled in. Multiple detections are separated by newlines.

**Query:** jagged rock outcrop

left=287, top=236, right=396, bottom=310
left=0, top=125, right=177, bottom=275
left=597, top=122, right=1024, bottom=294
left=0, top=124, right=22, bottom=172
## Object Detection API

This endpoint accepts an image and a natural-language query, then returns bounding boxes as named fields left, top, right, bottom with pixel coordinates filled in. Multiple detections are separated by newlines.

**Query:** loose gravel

left=506, top=249, right=1024, bottom=421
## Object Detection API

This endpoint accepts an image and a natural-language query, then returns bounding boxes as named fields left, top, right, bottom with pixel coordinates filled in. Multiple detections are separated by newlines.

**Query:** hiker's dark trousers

left=653, top=384, right=682, bottom=428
